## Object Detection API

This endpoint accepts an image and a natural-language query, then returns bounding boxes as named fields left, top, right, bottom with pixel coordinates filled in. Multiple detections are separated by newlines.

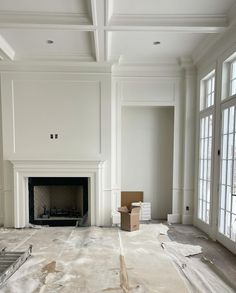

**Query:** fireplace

left=11, top=160, right=105, bottom=228
left=29, top=177, right=88, bottom=226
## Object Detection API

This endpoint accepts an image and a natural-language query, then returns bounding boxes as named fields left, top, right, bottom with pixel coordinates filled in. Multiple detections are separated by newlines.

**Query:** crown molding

left=112, top=61, right=183, bottom=78
left=14, top=53, right=95, bottom=62
left=107, top=13, right=228, bottom=33
left=192, top=34, right=219, bottom=65
left=118, top=56, right=179, bottom=65
left=179, top=57, right=196, bottom=75
left=192, top=23, right=236, bottom=66
left=192, top=2, right=236, bottom=66
left=228, top=2, right=236, bottom=27
left=0, top=60, right=113, bottom=73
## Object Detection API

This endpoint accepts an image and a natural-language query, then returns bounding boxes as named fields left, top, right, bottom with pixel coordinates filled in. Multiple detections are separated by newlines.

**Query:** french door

left=218, top=99, right=236, bottom=252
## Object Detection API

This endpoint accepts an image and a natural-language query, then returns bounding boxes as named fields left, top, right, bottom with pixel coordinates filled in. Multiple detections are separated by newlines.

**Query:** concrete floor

left=0, top=224, right=235, bottom=293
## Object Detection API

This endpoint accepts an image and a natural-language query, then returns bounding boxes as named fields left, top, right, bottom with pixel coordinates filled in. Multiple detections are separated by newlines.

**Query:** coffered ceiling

left=0, top=0, right=235, bottom=64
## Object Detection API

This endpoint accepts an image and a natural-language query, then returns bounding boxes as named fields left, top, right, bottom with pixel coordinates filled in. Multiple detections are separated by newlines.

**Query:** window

left=198, top=114, right=213, bottom=223
left=198, top=71, right=215, bottom=224
left=230, top=59, right=236, bottom=96
left=218, top=53, right=236, bottom=242
left=200, top=73, right=215, bottom=110
left=219, top=105, right=236, bottom=241
left=222, top=53, right=236, bottom=100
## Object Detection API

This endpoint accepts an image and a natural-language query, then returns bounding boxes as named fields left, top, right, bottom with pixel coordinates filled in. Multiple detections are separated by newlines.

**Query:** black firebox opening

left=28, top=177, right=89, bottom=226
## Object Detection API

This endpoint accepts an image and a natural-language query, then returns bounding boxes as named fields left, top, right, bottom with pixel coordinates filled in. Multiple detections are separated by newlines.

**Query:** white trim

left=91, top=0, right=105, bottom=62
left=195, top=69, right=216, bottom=230
left=228, top=1, right=236, bottom=27
left=107, top=14, right=227, bottom=33
left=10, top=160, right=105, bottom=228
left=0, top=11, right=92, bottom=27
left=182, top=214, right=193, bottom=225
left=0, top=35, right=15, bottom=61
left=222, top=53, right=236, bottom=101
left=216, top=91, right=236, bottom=249
left=122, top=101, right=175, bottom=107
left=105, top=0, right=113, bottom=26
left=167, top=213, right=181, bottom=224
left=217, top=231, right=236, bottom=254
left=0, top=61, right=113, bottom=73
left=16, top=53, right=95, bottom=63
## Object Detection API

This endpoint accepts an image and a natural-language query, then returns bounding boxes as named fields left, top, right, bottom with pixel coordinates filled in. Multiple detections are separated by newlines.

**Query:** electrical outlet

left=50, top=134, right=54, bottom=139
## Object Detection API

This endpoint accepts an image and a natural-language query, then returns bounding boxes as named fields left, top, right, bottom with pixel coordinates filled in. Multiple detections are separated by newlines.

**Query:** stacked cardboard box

left=132, top=202, right=151, bottom=221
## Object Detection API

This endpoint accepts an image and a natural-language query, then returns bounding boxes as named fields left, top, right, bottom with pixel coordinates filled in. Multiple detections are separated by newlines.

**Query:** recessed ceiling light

left=153, top=41, right=161, bottom=45
left=46, top=40, right=54, bottom=44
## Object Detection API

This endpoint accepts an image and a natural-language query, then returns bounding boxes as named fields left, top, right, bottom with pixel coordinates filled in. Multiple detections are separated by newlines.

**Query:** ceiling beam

left=0, top=11, right=96, bottom=31
left=228, top=2, right=236, bottom=26
left=0, top=11, right=92, bottom=25
left=91, top=0, right=105, bottom=62
left=105, top=26, right=226, bottom=34
left=0, top=35, right=15, bottom=60
left=107, top=14, right=228, bottom=33
left=0, top=23, right=96, bottom=31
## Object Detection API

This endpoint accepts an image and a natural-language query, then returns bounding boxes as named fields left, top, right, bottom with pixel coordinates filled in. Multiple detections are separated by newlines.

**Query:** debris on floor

left=0, top=245, right=32, bottom=289
left=27, top=223, right=43, bottom=229
left=41, top=261, right=59, bottom=274
left=162, top=240, right=234, bottom=293
left=162, top=241, right=202, bottom=257
left=194, top=234, right=209, bottom=240
left=120, top=255, right=129, bottom=293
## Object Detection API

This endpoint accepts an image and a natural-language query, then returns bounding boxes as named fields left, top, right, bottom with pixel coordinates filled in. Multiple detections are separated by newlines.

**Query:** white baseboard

left=167, top=213, right=181, bottom=224
left=112, top=212, right=120, bottom=225
left=0, top=216, right=4, bottom=227
left=182, top=214, right=193, bottom=225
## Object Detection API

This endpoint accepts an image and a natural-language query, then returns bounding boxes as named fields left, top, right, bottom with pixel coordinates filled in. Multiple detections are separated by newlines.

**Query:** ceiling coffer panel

left=0, top=0, right=93, bottom=25
left=0, top=29, right=95, bottom=61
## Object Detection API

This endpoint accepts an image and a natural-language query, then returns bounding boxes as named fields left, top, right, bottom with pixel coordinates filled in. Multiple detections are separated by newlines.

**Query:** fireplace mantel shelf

left=10, top=159, right=105, bottom=165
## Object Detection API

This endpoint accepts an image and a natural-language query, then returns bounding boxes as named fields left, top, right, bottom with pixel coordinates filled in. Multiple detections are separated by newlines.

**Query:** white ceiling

left=0, top=0, right=235, bottom=64
left=0, top=29, right=94, bottom=61
left=0, top=0, right=89, bottom=14
left=111, top=0, right=235, bottom=15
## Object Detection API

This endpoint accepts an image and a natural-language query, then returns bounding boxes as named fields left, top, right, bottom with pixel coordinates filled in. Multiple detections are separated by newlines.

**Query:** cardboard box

left=118, top=206, right=140, bottom=231
left=121, top=191, right=143, bottom=209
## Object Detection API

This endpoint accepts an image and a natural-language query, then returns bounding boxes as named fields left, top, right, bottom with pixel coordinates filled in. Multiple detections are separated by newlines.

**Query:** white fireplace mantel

left=10, top=160, right=105, bottom=228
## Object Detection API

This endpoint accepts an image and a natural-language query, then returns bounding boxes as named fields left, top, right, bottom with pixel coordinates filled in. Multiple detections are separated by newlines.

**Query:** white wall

left=0, top=70, right=112, bottom=227
left=0, top=91, right=3, bottom=226
left=0, top=62, right=194, bottom=227
left=121, top=106, right=174, bottom=219
left=1, top=73, right=107, bottom=159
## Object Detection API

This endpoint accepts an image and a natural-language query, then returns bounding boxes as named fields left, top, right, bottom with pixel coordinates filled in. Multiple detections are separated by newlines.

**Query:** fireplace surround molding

left=10, top=160, right=105, bottom=228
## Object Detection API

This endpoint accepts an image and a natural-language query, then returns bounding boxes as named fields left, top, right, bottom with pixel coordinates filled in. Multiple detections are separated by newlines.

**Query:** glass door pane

left=219, top=105, right=236, bottom=241
left=198, top=114, right=213, bottom=224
